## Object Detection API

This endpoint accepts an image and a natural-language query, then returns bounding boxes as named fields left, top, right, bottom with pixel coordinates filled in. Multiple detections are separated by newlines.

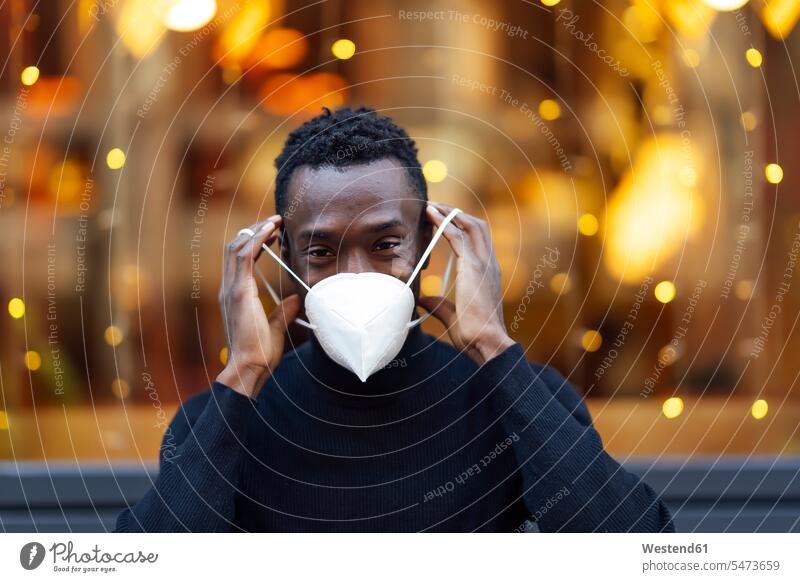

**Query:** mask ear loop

left=405, top=207, right=461, bottom=328
left=253, top=240, right=316, bottom=330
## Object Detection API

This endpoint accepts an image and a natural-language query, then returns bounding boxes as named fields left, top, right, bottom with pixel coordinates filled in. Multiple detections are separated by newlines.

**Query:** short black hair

left=274, top=106, right=427, bottom=216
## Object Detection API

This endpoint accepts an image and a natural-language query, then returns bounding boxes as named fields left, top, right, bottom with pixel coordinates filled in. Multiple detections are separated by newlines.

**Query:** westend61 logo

left=19, top=541, right=158, bottom=574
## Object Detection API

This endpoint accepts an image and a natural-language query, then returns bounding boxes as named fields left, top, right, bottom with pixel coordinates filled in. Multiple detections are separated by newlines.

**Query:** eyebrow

left=297, top=219, right=406, bottom=241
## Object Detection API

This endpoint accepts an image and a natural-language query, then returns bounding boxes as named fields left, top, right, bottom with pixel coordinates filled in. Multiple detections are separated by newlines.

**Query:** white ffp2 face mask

left=252, top=208, right=461, bottom=382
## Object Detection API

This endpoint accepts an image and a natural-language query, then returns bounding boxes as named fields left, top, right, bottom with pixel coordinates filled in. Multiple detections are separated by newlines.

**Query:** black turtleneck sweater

left=114, top=327, right=673, bottom=532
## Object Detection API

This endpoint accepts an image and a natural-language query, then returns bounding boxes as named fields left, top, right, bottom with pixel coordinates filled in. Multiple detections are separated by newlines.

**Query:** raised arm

left=419, top=203, right=673, bottom=532
left=116, top=215, right=299, bottom=532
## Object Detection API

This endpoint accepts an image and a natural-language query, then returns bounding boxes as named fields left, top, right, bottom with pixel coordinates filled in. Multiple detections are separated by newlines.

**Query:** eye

left=308, top=246, right=335, bottom=258
left=373, top=238, right=402, bottom=253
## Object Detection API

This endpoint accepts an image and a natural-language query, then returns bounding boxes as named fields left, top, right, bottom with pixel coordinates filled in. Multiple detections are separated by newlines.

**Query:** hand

left=418, top=203, right=515, bottom=365
left=216, top=215, right=301, bottom=399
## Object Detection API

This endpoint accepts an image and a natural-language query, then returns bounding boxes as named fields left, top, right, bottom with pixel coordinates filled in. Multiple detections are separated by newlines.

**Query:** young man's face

left=280, top=157, right=431, bottom=297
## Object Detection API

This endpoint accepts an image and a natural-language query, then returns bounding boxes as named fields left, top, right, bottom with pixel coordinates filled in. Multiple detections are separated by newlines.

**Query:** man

left=115, top=107, right=673, bottom=532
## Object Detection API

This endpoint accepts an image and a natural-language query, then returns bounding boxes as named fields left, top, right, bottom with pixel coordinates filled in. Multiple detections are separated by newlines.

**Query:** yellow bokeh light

left=421, top=275, right=443, bottom=296
left=604, top=135, right=703, bottom=282
left=735, top=279, right=754, bottom=300
left=541, top=0, right=561, bottom=6
left=701, top=0, right=750, bottom=10
left=751, top=399, right=768, bottom=420
left=662, top=396, right=684, bottom=419
left=682, top=48, right=700, bottom=68
left=580, top=330, right=602, bottom=352
left=740, top=111, right=757, bottom=131
left=21, top=65, right=40, bottom=86
left=550, top=272, right=572, bottom=294
left=162, top=0, right=217, bottom=32
left=331, top=39, right=356, bottom=60
left=0, top=410, right=8, bottom=430
left=654, top=280, right=677, bottom=303
left=220, top=346, right=229, bottom=365
left=623, top=3, right=661, bottom=44
left=423, top=160, right=448, bottom=183
left=578, top=213, right=599, bottom=236
left=214, top=1, right=270, bottom=66
left=111, top=378, right=130, bottom=399
left=666, top=3, right=717, bottom=40
left=538, top=99, right=561, bottom=121
left=115, top=0, right=167, bottom=58
left=745, top=47, right=763, bottom=67
left=104, top=325, right=124, bottom=347
left=765, top=163, right=783, bottom=184
left=24, top=351, right=42, bottom=371
left=760, top=0, right=800, bottom=40
left=8, top=298, right=25, bottom=319
left=106, top=148, right=126, bottom=170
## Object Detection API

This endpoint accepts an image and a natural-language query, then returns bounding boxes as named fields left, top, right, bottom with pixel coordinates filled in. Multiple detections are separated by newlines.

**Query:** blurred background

left=1, top=0, right=799, bottom=531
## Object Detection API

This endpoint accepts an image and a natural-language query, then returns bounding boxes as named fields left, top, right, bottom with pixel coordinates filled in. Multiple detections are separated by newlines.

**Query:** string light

left=0, top=410, right=8, bottom=430
left=541, top=0, right=561, bottom=5
left=662, top=396, right=684, bottom=419
left=654, top=281, right=676, bottom=304
left=751, top=399, right=768, bottom=420
left=765, top=163, right=783, bottom=184
left=106, top=148, right=126, bottom=170
left=20, top=65, right=39, bottom=86
left=219, top=347, right=228, bottom=365
left=578, top=213, right=599, bottom=236
left=538, top=99, right=561, bottom=121
left=104, top=325, right=124, bottom=347
left=745, top=47, right=763, bottom=67
left=735, top=280, right=753, bottom=300
left=580, top=330, right=602, bottom=352
left=422, top=160, right=448, bottom=183
left=24, top=351, right=42, bottom=371
left=550, top=272, right=572, bottom=294
left=331, top=39, right=356, bottom=60
left=8, top=298, right=25, bottom=319
left=740, top=111, right=757, bottom=131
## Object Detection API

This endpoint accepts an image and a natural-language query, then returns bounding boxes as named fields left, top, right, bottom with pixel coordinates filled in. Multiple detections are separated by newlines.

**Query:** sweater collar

left=293, top=316, right=439, bottom=404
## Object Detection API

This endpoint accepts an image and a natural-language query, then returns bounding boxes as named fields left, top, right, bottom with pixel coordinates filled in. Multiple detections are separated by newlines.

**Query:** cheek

left=388, top=248, right=419, bottom=280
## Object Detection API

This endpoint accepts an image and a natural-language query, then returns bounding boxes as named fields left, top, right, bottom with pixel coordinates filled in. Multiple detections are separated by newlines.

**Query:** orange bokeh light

left=247, top=28, right=308, bottom=70
left=259, top=72, right=347, bottom=117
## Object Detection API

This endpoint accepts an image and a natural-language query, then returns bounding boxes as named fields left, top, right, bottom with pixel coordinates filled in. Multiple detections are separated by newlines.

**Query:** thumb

left=418, top=295, right=456, bottom=328
left=268, top=293, right=301, bottom=336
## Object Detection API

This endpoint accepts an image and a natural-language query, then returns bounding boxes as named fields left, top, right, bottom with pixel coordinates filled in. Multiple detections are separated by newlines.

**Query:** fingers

left=228, top=215, right=281, bottom=278
left=268, top=294, right=301, bottom=336
left=418, top=295, right=456, bottom=329
left=428, top=202, right=492, bottom=252
left=237, top=216, right=282, bottom=274
left=426, top=204, right=466, bottom=256
left=221, top=215, right=282, bottom=305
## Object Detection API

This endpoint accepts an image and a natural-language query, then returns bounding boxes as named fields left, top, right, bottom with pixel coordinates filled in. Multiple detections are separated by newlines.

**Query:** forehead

left=283, top=158, right=421, bottom=229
